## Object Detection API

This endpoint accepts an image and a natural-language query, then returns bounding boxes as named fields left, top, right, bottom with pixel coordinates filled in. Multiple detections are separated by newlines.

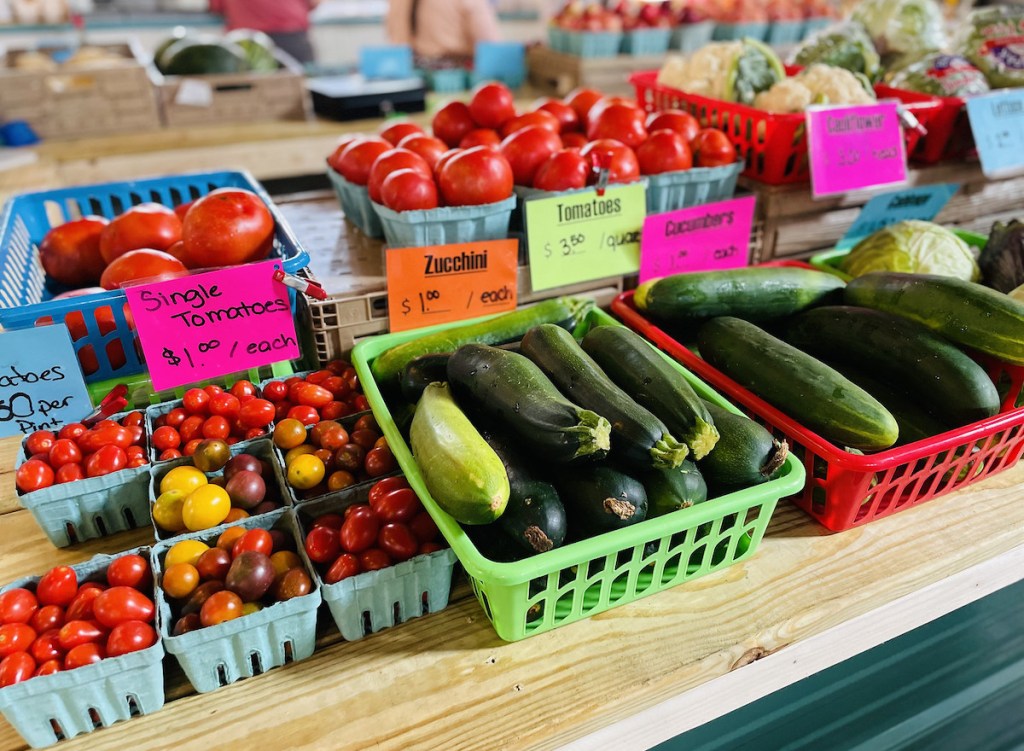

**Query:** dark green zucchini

left=554, top=464, right=648, bottom=536
left=698, top=400, right=788, bottom=489
left=446, top=343, right=611, bottom=463
left=463, top=522, right=529, bottom=563
left=644, top=461, right=708, bottom=517
left=520, top=324, right=689, bottom=470
left=697, top=317, right=899, bottom=451
left=581, top=324, right=719, bottom=459
left=634, top=267, right=845, bottom=323
left=782, top=306, right=1000, bottom=428
left=398, top=342, right=522, bottom=403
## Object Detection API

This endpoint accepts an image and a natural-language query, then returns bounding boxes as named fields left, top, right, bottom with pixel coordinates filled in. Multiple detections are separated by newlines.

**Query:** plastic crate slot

left=362, top=610, right=373, bottom=635
left=50, top=719, right=65, bottom=741
left=582, top=582, right=602, bottom=613
left=712, top=537, right=731, bottom=566
left=110, top=194, right=127, bottom=215
left=94, top=515, right=107, bottom=536
left=421, top=591, right=431, bottom=616
left=88, top=707, right=102, bottom=728
left=392, top=601, right=402, bottom=625
left=283, top=640, right=294, bottom=663
left=122, top=506, right=137, bottom=529
left=64, top=522, right=78, bottom=544
left=660, top=553, right=682, bottom=585
left=249, top=651, right=263, bottom=676
left=126, top=694, right=141, bottom=717
left=216, top=663, right=229, bottom=686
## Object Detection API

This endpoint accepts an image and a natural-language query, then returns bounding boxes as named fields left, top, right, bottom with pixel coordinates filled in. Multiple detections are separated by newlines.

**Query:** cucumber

left=782, top=306, right=1000, bottom=428
left=844, top=272, right=1024, bottom=366
left=371, top=296, right=594, bottom=385
left=447, top=343, right=611, bottom=463
left=634, top=267, right=845, bottom=323
left=409, top=382, right=509, bottom=525
left=644, top=461, right=708, bottom=517
left=581, top=324, right=720, bottom=459
left=399, top=353, right=450, bottom=403
left=698, top=400, right=788, bottom=489
left=554, top=464, right=648, bottom=536
left=520, top=324, right=689, bottom=470
left=697, top=317, right=899, bottom=451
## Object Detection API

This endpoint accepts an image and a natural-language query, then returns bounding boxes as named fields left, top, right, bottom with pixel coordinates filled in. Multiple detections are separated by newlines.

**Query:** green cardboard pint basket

left=372, top=195, right=516, bottom=248
left=351, top=305, right=805, bottom=641
left=671, top=21, right=715, bottom=51
left=645, top=161, right=743, bottom=215
left=712, top=21, right=769, bottom=40
left=621, top=27, right=672, bottom=55
left=327, top=167, right=384, bottom=239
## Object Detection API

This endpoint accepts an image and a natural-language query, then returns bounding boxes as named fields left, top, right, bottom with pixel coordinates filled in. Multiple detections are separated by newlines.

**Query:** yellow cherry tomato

left=287, top=454, right=325, bottom=490
left=160, top=465, right=208, bottom=496
left=181, top=484, right=231, bottom=531
left=165, top=539, right=210, bottom=568
left=273, top=418, right=307, bottom=450
left=152, top=489, right=187, bottom=532
left=270, top=550, right=302, bottom=577
left=241, top=602, right=262, bottom=616
left=284, top=444, right=317, bottom=467
left=162, top=563, right=200, bottom=599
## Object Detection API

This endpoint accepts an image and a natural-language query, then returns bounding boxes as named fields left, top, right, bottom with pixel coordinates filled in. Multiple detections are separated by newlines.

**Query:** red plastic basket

left=630, top=70, right=943, bottom=185
left=611, top=289, right=1024, bottom=532
left=875, top=85, right=971, bottom=165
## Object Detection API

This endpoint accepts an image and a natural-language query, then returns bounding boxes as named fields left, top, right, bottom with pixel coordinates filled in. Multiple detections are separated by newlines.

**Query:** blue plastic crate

left=424, top=68, right=469, bottom=92
left=645, top=162, right=744, bottom=215
left=372, top=195, right=516, bottom=248
left=0, top=170, right=311, bottom=385
left=565, top=29, right=624, bottom=57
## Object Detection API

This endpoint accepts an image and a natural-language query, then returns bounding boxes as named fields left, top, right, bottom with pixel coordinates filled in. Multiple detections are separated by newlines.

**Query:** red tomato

left=85, top=445, right=127, bottom=478
left=30, top=605, right=64, bottom=634
left=647, top=110, right=700, bottom=142
left=585, top=96, right=635, bottom=127
left=35, top=659, right=62, bottom=676
left=201, top=416, right=231, bottom=440
left=106, top=554, right=151, bottom=590
left=166, top=408, right=189, bottom=429
left=30, top=630, right=62, bottom=663
left=99, top=203, right=181, bottom=264
left=39, top=216, right=108, bottom=286
left=179, top=415, right=205, bottom=443
left=381, top=170, right=440, bottom=212
left=65, top=587, right=103, bottom=621
left=420, top=541, right=443, bottom=554
left=182, top=387, right=210, bottom=414
left=55, top=462, right=85, bottom=484
left=359, top=548, right=392, bottom=572
left=339, top=512, right=380, bottom=554
left=199, top=591, right=243, bottom=628
left=431, top=100, right=476, bottom=147
left=304, top=525, right=342, bottom=564
left=438, top=146, right=514, bottom=206
left=57, top=423, right=87, bottom=442
left=364, top=445, right=396, bottom=477
left=410, top=511, right=440, bottom=543
left=378, top=120, right=424, bottom=145
left=262, top=381, right=288, bottom=403
left=293, top=383, right=333, bottom=409
left=173, top=199, right=196, bottom=222
left=209, top=392, right=241, bottom=419
left=182, top=188, right=275, bottom=268
left=232, top=529, right=274, bottom=557
left=0, top=652, right=35, bottom=686
left=326, top=136, right=360, bottom=172
left=372, top=488, right=422, bottom=523
left=637, top=129, right=693, bottom=175
left=0, top=623, right=36, bottom=657
left=336, top=138, right=392, bottom=186
left=287, top=405, right=320, bottom=426
left=159, top=449, right=182, bottom=462
left=345, top=504, right=376, bottom=521
left=396, top=134, right=450, bottom=171
left=152, top=426, right=181, bottom=452
left=366, top=148, right=433, bottom=204
left=580, top=139, right=641, bottom=184
left=533, top=148, right=589, bottom=191
left=57, top=620, right=104, bottom=651
left=25, top=430, right=55, bottom=456
left=533, top=98, right=581, bottom=133
left=587, top=102, right=648, bottom=148
left=196, top=548, right=232, bottom=581
left=64, top=642, right=104, bottom=670
left=312, top=513, right=345, bottom=530
left=37, top=566, right=78, bottom=607
left=99, top=249, right=186, bottom=290
left=0, top=589, right=37, bottom=625
left=499, top=110, right=561, bottom=139
left=459, top=128, right=501, bottom=149
left=106, top=620, right=156, bottom=657
left=378, top=523, right=419, bottom=563
left=500, top=126, right=563, bottom=186
left=92, top=587, right=154, bottom=629
left=324, top=553, right=361, bottom=584
left=229, top=380, right=257, bottom=399
left=182, top=439, right=203, bottom=456
left=16, top=459, right=54, bottom=493
left=78, top=422, right=133, bottom=453
left=238, top=399, right=275, bottom=430
left=692, top=128, right=738, bottom=168
left=368, top=476, right=409, bottom=507
left=469, top=82, right=516, bottom=129
left=563, top=87, right=604, bottom=122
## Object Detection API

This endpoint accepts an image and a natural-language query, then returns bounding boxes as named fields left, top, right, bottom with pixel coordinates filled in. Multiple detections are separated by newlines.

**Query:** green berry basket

left=671, top=21, right=715, bottom=51
left=326, top=167, right=385, bottom=239
left=712, top=21, right=769, bottom=41
left=766, top=20, right=806, bottom=44
left=621, top=27, right=672, bottom=55
left=350, top=305, right=805, bottom=642
left=0, top=548, right=164, bottom=748
left=371, top=195, right=517, bottom=248
left=645, top=161, right=744, bottom=215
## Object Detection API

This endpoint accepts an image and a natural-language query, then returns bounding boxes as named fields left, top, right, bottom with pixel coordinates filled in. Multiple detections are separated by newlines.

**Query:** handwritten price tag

left=639, top=195, right=756, bottom=283
left=524, top=183, right=646, bottom=292
left=836, top=183, right=960, bottom=250
left=125, top=260, right=300, bottom=392
left=967, top=89, right=1024, bottom=178
left=386, top=239, right=519, bottom=333
left=0, top=326, right=92, bottom=437
left=807, top=101, right=908, bottom=198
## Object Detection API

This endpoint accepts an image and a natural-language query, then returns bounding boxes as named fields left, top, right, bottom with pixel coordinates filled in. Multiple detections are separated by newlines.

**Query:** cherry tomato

left=324, top=553, right=361, bottom=584
left=121, top=411, right=144, bottom=427
left=372, top=488, right=422, bottom=524
left=420, top=541, right=444, bottom=554
left=204, top=385, right=225, bottom=397
left=37, top=566, right=78, bottom=607
left=637, top=129, right=692, bottom=175
left=182, top=388, right=210, bottom=414
left=533, top=148, right=589, bottom=191
left=321, top=401, right=350, bottom=421
left=208, top=393, right=241, bottom=420
left=65, top=587, right=103, bottom=621
left=58, top=423, right=87, bottom=441
left=30, top=630, right=62, bottom=663
left=692, top=128, right=737, bottom=168
left=106, top=620, right=157, bottom=657
left=312, top=513, right=345, bottom=530
left=216, top=526, right=247, bottom=552
left=410, top=511, right=440, bottom=543
left=39, top=216, right=108, bottom=286
left=232, top=529, right=274, bottom=557
left=262, top=381, right=288, bottom=402
left=182, top=439, right=203, bottom=457
left=25, top=430, right=55, bottom=456
left=92, top=587, right=155, bottom=629
left=199, top=591, right=243, bottom=628
left=172, top=613, right=202, bottom=636
left=378, top=523, right=419, bottom=563
left=0, top=652, right=35, bottom=686
left=580, top=139, right=641, bottom=184
left=229, top=380, right=257, bottom=399
left=100, top=249, right=186, bottom=290
left=35, top=659, right=61, bottom=676
left=57, top=620, right=104, bottom=651
left=201, top=416, right=231, bottom=440
left=16, top=459, right=54, bottom=493
left=469, top=82, right=516, bottom=129
left=106, top=554, right=151, bottom=590
left=85, top=444, right=127, bottom=478
left=30, top=605, right=64, bottom=634
left=381, top=169, right=440, bottom=212
left=351, top=395, right=371, bottom=412
left=319, top=426, right=350, bottom=453
left=647, top=109, right=700, bottom=142
left=162, top=563, right=200, bottom=599
left=359, top=548, right=392, bottom=572
left=353, top=413, right=378, bottom=432
left=345, top=504, right=376, bottom=521
left=364, top=445, right=397, bottom=478
left=368, top=476, right=410, bottom=506
left=161, top=407, right=187, bottom=429
left=182, top=188, right=274, bottom=267
left=64, top=642, right=104, bottom=670
left=99, top=203, right=181, bottom=263
left=180, top=581, right=225, bottom=618
left=159, top=449, right=182, bottom=462
left=0, top=623, right=36, bottom=657
left=294, top=383, right=333, bottom=409
left=500, top=109, right=562, bottom=139
left=196, top=547, right=232, bottom=581
left=178, top=415, right=205, bottom=444
left=304, top=525, right=341, bottom=564
left=152, top=426, right=181, bottom=452
left=238, top=398, right=275, bottom=430
left=55, top=462, right=85, bottom=484
left=327, top=470, right=357, bottom=492
left=126, top=445, right=146, bottom=462
left=274, top=568, right=312, bottom=601
left=340, top=512, right=380, bottom=554
left=287, top=405, right=320, bottom=426
left=347, top=429, right=377, bottom=452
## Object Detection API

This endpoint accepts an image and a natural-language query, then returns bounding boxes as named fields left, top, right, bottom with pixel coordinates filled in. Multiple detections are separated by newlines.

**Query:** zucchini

left=644, top=461, right=708, bottom=518
left=698, top=400, right=788, bottom=489
left=398, top=342, right=522, bottom=403
left=581, top=324, right=719, bottom=459
left=697, top=317, right=899, bottom=451
left=520, top=324, right=689, bottom=470
left=554, top=464, right=648, bottom=536
left=634, top=267, right=845, bottom=323
left=446, top=343, right=611, bottom=463
left=409, top=382, right=509, bottom=525
left=782, top=306, right=999, bottom=428
left=371, top=296, right=594, bottom=385
left=844, top=272, right=1024, bottom=366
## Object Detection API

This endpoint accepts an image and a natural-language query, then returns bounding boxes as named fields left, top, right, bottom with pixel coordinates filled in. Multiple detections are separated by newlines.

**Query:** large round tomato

left=181, top=188, right=275, bottom=267
left=381, top=170, right=439, bottom=212
left=437, top=146, right=514, bottom=206
left=99, top=204, right=181, bottom=264
left=431, top=101, right=475, bottom=147
left=532, top=98, right=581, bottom=133
left=500, top=126, right=563, bottom=186
left=458, top=129, right=501, bottom=149
left=647, top=110, right=700, bottom=142
left=585, top=96, right=635, bottom=129
left=335, top=138, right=391, bottom=186
left=637, top=129, right=693, bottom=175
left=580, top=139, right=641, bottom=184
left=39, top=216, right=108, bottom=287
left=378, top=120, right=423, bottom=146
left=533, top=148, right=589, bottom=191
left=563, top=87, right=604, bottom=122
left=468, top=82, right=516, bottom=130
left=587, top=102, right=648, bottom=148
left=691, top=128, right=738, bottom=168
left=99, top=249, right=186, bottom=290
left=326, top=136, right=360, bottom=172
left=499, top=110, right=561, bottom=139
left=396, top=134, right=449, bottom=170
left=366, top=148, right=432, bottom=204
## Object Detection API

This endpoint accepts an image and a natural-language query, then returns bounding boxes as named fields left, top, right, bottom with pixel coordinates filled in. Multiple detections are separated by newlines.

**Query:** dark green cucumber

left=464, top=523, right=529, bottom=563
left=371, top=296, right=594, bottom=385
left=844, top=272, right=1024, bottom=366
left=782, top=306, right=999, bottom=428
left=520, top=324, right=689, bottom=470
left=398, top=342, right=522, bottom=403
left=446, top=343, right=611, bottom=463
left=697, top=317, right=899, bottom=451
left=554, top=464, right=648, bottom=536
left=581, top=324, right=719, bottom=459
left=634, top=267, right=845, bottom=323
left=698, top=400, right=788, bottom=488
left=644, top=461, right=708, bottom=517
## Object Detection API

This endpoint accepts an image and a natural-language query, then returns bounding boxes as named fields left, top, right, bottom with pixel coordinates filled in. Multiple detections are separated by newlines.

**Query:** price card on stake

left=0, top=326, right=92, bottom=438
left=125, top=260, right=300, bottom=392
left=639, top=195, right=756, bottom=283
left=806, top=101, right=908, bottom=198
left=386, top=238, right=519, bottom=333
left=966, top=89, right=1024, bottom=178
left=835, top=183, right=961, bottom=250
left=525, top=182, right=646, bottom=292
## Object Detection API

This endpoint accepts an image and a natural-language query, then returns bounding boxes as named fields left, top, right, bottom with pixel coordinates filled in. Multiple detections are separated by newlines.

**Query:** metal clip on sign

left=896, top=104, right=927, bottom=136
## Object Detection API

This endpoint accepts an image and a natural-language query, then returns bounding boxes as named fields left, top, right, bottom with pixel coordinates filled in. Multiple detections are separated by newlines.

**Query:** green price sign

left=524, top=183, right=646, bottom=292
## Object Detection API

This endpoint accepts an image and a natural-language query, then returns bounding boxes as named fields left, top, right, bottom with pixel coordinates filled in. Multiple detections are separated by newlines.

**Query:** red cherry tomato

left=39, top=216, right=108, bottom=286
left=58, top=423, right=87, bottom=441
left=636, top=129, right=693, bottom=175
left=232, top=529, right=274, bottom=557
left=64, top=642, right=104, bottom=670
left=182, top=439, right=203, bottom=456
left=199, top=591, right=243, bottom=628
left=262, top=381, right=287, bottom=402
left=47, top=439, right=81, bottom=468
left=500, top=126, right=563, bottom=186
left=0, top=652, right=35, bottom=686
left=16, top=459, right=55, bottom=493
left=159, top=449, right=182, bottom=461
left=229, top=380, right=257, bottom=399
left=99, top=249, right=187, bottom=290
left=0, top=589, right=38, bottom=624
left=106, top=554, right=152, bottom=590
left=336, top=138, right=392, bottom=186
left=99, top=203, right=181, bottom=264
left=692, top=128, right=738, bottom=168
left=30, top=629, right=62, bottom=663
left=420, top=541, right=444, bottom=554
left=345, top=504, right=376, bottom=520
left=646, top=109, right=700, bottom=142
left=431, top=100, right=476, bottom=147
left=438, top=146, right=514, bottom=206
left=163, top=407, right=188, bottom=429
left=179, top=415, right=205, bottom=443
left=499, top=109, right=561, bottom=139
left=359, top=548, right=392, bottom=572
left=182, top=388, right=210, bottom=414
left=372, top=488, right=422, bottom=523
left=182, top=188, right=275, bottom=267
left=293, top=383, right=333, bottom=409
left=368, top=476, right=410, bottom=506
left=77, top=422, right=133, bottom=453
left=379, top=120, right=424, bottom=146
left=580, top=139, right=641, bottom=184
left=381, top=169, right=440, bottom=212
left=312, top=513, right=345, bottom=530
left=469, top=82, right=516, bottom=129
left=204, top=384, right=225, bottom=397
left=324, top=553, right=362, bottom=584
left=410, top=511, right=440, bottom=543
left=35, top=659, right=62, bottom=677
left=65, top=586, right=103, bottom=621
left=92, top=587, right=155, bottom=629
left=85, top=445, right=127, bottom=478
left=152, top=426, right=181, bottom=452
left=304, top=525, right=342, bottom=564
left=57, top=620, right=104, bottom=651
left=238, top=399, right=275, bottom=430
left=364, top=445, right=397, bottom=478
left=378, top=523, right=419, bottom=563
left=55, top=462, right=85, bottom=484
left=201, top=416, right=231, bottom=440
left=30, top=605, right=64, bottom=634
left=366, top=147, right=432, bottom=204
left=25, top=430, right=55, bottom=456
left=37, top=566, right=78, bottom=607
left=106, top=620, right=157, bottom=657
left=0, top=623, right=36, bottom=657
left=208, top=392, right=241, bottom=420
left=287, top=405, right=320, bottom=426
left=340, top=512, right=380, bottom=554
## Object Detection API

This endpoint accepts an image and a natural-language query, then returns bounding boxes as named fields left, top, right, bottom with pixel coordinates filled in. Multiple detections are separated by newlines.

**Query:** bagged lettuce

left=957, top=6, right=1024, bottom=89
left=657, top=39, right=785, bottom=105
left=852, top=0, right=946, bottom=58
left=885, top=52, right=990, bottom=96
left=839, top=220, right=981, bottom=281
left=790, top=21, right=882, bottom=81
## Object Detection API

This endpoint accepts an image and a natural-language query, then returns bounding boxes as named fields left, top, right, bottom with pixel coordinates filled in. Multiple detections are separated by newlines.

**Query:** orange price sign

left=385, top=239, right=519, bottom=333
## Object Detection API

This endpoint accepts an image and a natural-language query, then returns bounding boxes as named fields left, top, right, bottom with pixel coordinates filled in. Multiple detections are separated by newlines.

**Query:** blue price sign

left=967, top=90, right=1024, bottom=178
left=359, top=45, right=414, bottom=80
left=837, top=183, right=961, bottom=250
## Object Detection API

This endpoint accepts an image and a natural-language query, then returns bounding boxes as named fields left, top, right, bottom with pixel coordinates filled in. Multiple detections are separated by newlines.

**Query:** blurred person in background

left=209, top=0, right=321, bottom=64
left=386, top=0, right=501, bottom=68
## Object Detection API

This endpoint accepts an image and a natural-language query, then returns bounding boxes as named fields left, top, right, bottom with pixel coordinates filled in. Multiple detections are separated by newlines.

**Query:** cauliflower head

left=657, top=42, right=745, bottom=100
left=754, top=64, right=876, bottom=113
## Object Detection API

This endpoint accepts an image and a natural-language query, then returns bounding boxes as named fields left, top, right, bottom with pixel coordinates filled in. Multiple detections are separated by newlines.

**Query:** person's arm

left=465, top=0, right=501, bottom=42
left=385, top=0, right=413, bottom=44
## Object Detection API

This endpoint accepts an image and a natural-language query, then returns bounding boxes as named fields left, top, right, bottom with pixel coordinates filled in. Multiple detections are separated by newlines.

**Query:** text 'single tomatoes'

left=181, top=188, right=275, bottom=268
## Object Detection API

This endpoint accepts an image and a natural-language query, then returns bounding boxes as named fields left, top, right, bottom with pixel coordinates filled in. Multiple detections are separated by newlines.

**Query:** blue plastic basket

left=424, top=68, right=470, bottom=92
left=0, top=170, right=311, bottom=385
left=671, top=21, right=715, bottom=51
left=712, top=21, right=770, bottom=41
left=645, top=161, right=744, bottom=215
left=372, top=195, right=516, bottom=248
left=766, top=20, right=806, bottom=44
left=621, top=27, right=672, bottom=55
left=326, top=168, right=385, bottom=239
left=0, top=548, right=165, bottom=748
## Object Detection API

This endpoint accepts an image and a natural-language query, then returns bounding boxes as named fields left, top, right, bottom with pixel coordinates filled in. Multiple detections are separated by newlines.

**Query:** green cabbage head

left=840, top=220, right=981, bottom=281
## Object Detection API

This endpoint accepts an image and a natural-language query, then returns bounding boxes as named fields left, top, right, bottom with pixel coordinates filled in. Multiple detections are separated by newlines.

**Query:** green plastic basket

left=808, top=228, right=990, bottom=281
left=351, top=306, right=805, bottom=642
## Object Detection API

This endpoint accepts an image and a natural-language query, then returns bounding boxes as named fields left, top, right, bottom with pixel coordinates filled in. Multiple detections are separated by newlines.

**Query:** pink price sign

left=807, top=101, right=908, bottom=197
left=125, top=260, right=300, bottom=392
left=639, top=195, right=755, bottom=283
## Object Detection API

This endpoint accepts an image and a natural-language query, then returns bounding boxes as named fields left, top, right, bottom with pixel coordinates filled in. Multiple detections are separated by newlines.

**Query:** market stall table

left=1, top=434, right=1022, bottom=750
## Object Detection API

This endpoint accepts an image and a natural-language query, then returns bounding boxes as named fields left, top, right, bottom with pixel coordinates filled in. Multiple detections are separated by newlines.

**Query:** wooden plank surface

left=0, top=433, right=1022, bottom=751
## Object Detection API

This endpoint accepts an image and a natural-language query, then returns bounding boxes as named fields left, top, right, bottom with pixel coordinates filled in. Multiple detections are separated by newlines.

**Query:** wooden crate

left=527, top=44, right=666, bottom=97
left=0, top=42, right=161, bottom=139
